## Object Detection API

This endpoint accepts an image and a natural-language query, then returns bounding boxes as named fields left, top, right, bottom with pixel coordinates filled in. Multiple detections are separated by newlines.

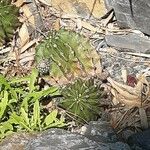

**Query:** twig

left=89, top=0, right=97, bottom=19
left=109, top=53, right=150, bottom=63
left=123, top=52, right=150, bottom=58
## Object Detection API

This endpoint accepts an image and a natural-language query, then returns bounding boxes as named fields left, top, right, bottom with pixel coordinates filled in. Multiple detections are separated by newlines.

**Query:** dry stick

left=124, top=52, right=150, bottom=58
left=114, top=108, right=132, bottom=129
left=101, top=8, right=114, bottom=20
left=12, top=32, right=24, bottom=75
left=58, top=107, right=89, bottom=125
left=109, top=52, right=150, bottom=63
left=124, top=108, right=139, bottom=126
left=89, top=0, right=97, bottom=19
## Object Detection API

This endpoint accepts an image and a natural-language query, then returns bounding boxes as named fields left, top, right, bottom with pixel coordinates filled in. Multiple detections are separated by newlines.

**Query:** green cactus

left=35, top=29, right=101, bottom=85
left=59, top=78, right=103, bottom=123
left=0, top=0, right=21, bottom=46
left=35, top=30, right=103, bottom=123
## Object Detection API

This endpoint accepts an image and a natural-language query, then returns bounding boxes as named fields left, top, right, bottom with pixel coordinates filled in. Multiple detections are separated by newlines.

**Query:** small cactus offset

left=35, top=29, right=101, bottom=85
left=0, top=0, right=21, bottom=46
left=59, top=78, right=103, bottom=123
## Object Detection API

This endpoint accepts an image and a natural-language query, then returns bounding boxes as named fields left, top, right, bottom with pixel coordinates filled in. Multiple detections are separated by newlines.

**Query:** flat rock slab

left=105, top=0, right=150, bottom=35
left=105, top=33, right=150, bottom=53
left=0, top=128, right=130, bottom=150
left=0, top=121, right=131, bottom=150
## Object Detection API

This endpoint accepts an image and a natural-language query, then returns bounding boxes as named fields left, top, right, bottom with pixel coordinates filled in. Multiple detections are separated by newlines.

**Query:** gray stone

left=25, top=129, right=108, bottom=150
left=104, top=0, right=150, bottom=35
left=0, top=127, right=131, bottom=150
left=84, top=120, right=118, bottom=143
left=108, top=142, right=131, bottom=150
left=105, top=33, right=150, bottom=53
left=26, top=128, right=130, bottom=150
left=127, top=129, right=150, bottom=150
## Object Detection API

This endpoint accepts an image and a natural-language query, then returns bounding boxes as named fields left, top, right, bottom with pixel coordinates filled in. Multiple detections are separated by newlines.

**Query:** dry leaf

left=108, top=77, right=141, bottom=107
left=21, top=4, right=35, bottom=27
left=108, top=77, right=138, bottom=99
left=136, top=74, right=149, bottom=97
left=53, top=18, right=60, bottom=31
left=13, top=0, right=24, bottom=7
left=38, top=0, right=51, bottom=6
left=108, top=74, right=150, bottom=108
left=139, top=107, right=148, bottom=129
left=77, top=0, right=106, bottom=18
left=20, top=39, right=38, bottom=53
left=118, top=95, right=141, bottom=107
left=79, top=20, right=103, bottom=33
left=19, top=23, right=30, bottom=47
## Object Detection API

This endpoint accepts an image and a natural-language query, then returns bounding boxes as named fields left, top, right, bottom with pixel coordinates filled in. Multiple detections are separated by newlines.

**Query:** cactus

left=59, top=78, right=103, bottom=123
left=35, top=30, right=103, bottom=123
left=35, top=29, right=101, bottom=85
left=0, top=0, right=21, bottom=46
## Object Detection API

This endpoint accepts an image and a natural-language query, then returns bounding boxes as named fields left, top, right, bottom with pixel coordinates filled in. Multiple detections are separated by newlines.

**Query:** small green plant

left=0, top=69, right=65, bottom=140
left=59, top=78, right=104, bottom=123
left=0, top=0, right=21, bottom=46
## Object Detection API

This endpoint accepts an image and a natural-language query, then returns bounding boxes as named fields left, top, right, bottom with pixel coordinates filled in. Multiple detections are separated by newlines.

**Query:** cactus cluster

left=0, top=0, right=20, bottom=46
left=59, top=78, right=102, bottom=122
left=35, top=29, right=101, bottom=85
left=35, top=29, right=104, bottom=123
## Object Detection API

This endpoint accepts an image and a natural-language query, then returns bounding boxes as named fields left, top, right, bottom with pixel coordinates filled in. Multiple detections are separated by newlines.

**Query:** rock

left=127, top=129, right=150, bottom=150
left=104, top=0, right=150, bottom=35
left=0, top=133, right=36, bottom=150
left=83, top=120, right=131, bottom=150
left=84, top=120, right=118, bottom=143
left=25, top=129, right=107, bottom=150
left=105, top=33, right=150, bottom=53
left=0, top=125, right=131, bottom=150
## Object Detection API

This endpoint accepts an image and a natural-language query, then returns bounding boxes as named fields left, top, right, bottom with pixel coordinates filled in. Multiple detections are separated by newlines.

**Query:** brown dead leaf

left=136, top=74, right=150, bottom=98
left=111, top=88, right=141, bottom=107
left=13, top=0, right=24, bottom=7
left=53, top=18, right=61, bottom=31
left=51, top=0, right=106, bottom=18
left=118, top=94, right=141, bottom=107
left=108, top=77, right=141, bottom=107
left=21, top=4, right=35, bottom=27
left=20, top=39, right=38, bottom=53
left=108, top=74, right=150, bottom=108
left=77, top=0, right=106, bottom=18
left=19, top=23, right=30, bottom=47
left=108, top=77, right=139, bottom=99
